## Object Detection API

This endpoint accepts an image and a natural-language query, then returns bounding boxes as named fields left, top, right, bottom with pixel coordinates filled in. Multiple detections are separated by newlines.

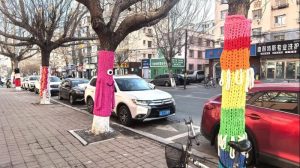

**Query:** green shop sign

left=150, top=58, right=184, bottom=67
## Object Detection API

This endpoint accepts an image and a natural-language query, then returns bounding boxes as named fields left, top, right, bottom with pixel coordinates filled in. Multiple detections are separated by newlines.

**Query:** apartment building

left=210, top=0, right=300, bottom=80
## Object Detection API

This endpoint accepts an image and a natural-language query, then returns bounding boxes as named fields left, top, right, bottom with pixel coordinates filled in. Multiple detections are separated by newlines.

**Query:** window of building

left=148, top=29, right=152, bottom=34
left=189, top=36, right=194, bottom=44
left=148, top=41, right=152, bottom=48
left=198, top=50, right=202, bottom=58
left=198, top=38, right=202, bottom=45
left=252, top=9, right=262, bottom=19
left=189, top=50, right=194, bottom=58
left=206, top=40, right=211, bottom=47
left=273, top=35, right=285, bottom=41
left=275, top=0, right=288, bottom=6
left=275, top=14, right=286, bottom=26
left=143, top=54, right=146, bottom=58
left=148, top=54, right=152, bottom=59
left=221, top=10, right=228, bottom=20
left=189, top=64, right=194, bottom=71
left=252, top=27, right=262, bottom=36
left=251, top=91, right=298, bottom=114
left=197, top=64, right=203, bottom=70
left=143, top=40, right=146, bottom=45
left=220, top=42, right=224, bottom=47
left=221, top=0, right=228, bottom=4
left=221, top=26, right=224, bottom=35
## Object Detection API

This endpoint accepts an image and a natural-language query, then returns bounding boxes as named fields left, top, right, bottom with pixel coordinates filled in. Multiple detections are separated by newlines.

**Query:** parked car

left=25, top=76, right=39, bottom=91
left=151, top=74, right=190, bottom=87
left=201, top=83, right=299, bottom=168
left=34, top=76, right=62, bottom=95
left=187, top=70, right=205, bottom=83
left=58, top=78, right=89, bottom=104
left=21, top=77, right=28, bottom=89
left=85, top=75, right=176, bottom=126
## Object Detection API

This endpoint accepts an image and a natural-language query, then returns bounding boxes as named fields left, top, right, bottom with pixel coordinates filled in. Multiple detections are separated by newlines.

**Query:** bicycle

left=204, top=78, right=217, bottom=89
left=219, top=139, right=252, bottom=168
left=165, top=118, right=210, bottom=168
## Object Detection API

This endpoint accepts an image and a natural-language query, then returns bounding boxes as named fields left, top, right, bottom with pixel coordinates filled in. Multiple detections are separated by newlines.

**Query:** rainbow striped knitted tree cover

left=218, top=15, right=255, bottom=168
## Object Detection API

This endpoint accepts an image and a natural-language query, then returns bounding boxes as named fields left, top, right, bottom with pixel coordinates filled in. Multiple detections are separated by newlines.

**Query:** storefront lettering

left=256, top=40, right=299, bottom=56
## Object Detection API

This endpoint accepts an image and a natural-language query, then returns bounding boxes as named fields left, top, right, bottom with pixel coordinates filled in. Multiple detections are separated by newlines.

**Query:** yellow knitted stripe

left=221, top=69, right=247, bottom=109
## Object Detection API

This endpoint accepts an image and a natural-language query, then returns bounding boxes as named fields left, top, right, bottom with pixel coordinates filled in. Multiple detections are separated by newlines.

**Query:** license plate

left=159, top=110, right=170, bottom=116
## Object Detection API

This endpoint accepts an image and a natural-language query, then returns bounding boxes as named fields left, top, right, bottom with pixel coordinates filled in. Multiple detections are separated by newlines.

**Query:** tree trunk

left=78, top=49, right=84, bottom=78
left=40, top=50, right=51, bottom=104
left=228, top=1, right=250, bottom=17
left=167, top=61, right=176, bottom=87
left=13, top=59, right=19, bottom=69
left=91, top=38, right=116, bottom=135
left=218, top=1, right=252, bottom=168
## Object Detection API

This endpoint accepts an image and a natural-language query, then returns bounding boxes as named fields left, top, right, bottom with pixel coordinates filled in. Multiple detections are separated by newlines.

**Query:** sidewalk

left=0, top=88, right=167, bottom=168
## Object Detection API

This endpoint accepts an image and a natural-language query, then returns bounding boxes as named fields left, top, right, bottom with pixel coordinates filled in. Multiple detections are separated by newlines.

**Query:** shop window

left=221, top=10, right=228, bottom=20
left=189, top=64, right=194, bottom=71
left=286, top=62, right=296, bottom=79
left=274, top=15, right=286, bottom=26
left=252, top=9, right=262, bottom=19
left=276, top=61, right=285, bottom=79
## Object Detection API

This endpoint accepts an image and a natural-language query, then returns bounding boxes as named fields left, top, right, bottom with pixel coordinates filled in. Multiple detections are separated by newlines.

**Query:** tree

left=76, top=0, right=179, bottom=134
left=115, top=49, right=129, bottom=75
left=0, top=0, right=94, bottom=104
left=217, top=0, right=255, bottom=167
left=153, top=0, right=212, bottom=87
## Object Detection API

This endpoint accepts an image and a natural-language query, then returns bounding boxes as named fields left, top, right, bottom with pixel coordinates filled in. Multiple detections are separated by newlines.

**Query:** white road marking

left=173, top=94, right=210, bottom=99
left=165, top=126, right=201, bottom=141
left=155, top=125, right=179, bottom=132
left=192, top=91, right=210, bottom=94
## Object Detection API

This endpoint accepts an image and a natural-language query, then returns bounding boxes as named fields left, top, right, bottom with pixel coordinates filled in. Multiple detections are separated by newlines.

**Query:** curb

left=51, top=98, right=219, bottom=165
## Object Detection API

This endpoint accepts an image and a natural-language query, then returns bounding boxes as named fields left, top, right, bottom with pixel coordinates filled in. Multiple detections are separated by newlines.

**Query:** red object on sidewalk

left=15, top=78, right=21, bottom=87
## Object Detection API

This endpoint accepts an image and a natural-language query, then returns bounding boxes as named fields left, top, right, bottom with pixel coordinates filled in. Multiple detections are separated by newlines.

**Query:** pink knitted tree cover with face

left=93, top=51, right=115, bottom=117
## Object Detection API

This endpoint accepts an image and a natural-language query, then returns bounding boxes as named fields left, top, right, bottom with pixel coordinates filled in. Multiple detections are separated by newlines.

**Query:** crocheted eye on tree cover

left=218, top=15, right=255, bottom=168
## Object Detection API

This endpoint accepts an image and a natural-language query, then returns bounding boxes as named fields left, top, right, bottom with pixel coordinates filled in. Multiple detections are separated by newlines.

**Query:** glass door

left=286, top=62, right=296, bottom=79
left=276, top=61, right=285, bottom=79
left=267, top=62, right=275, bottom=79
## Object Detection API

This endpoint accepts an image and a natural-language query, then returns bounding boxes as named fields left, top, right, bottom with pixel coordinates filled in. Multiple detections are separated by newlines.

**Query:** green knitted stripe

left=219, top=108, right=245, bottom=137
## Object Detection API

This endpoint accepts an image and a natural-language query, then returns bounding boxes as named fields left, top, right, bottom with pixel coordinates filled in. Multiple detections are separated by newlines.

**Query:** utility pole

left=184, top=29, right=188, bottom=89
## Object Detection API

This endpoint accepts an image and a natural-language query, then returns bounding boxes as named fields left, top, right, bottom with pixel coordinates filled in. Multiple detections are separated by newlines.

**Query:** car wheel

left=118, top=105, right=132, bottom=126
left=164, top=81, right=170, bottom=87
left=34, top=88, right=39, bottom=94
left=86, top=97, right=94, bottom=114
left=58, top=91, right=63, bottom=100
left=69, top=94, right=75, bottom=105
left=214, top=133, right=255, bottom=166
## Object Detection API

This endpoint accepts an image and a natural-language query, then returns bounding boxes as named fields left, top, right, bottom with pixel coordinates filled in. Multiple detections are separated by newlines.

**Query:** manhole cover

left=69, top=128, right=119, bottom=146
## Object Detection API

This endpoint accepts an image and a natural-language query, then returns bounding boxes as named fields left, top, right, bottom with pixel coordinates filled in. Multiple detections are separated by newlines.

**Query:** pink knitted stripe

left=224, top=15, right=251, bottom=40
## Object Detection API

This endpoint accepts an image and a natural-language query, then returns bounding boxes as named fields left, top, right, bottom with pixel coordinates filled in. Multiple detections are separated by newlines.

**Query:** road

left=50, top=83, right=221, bottom=158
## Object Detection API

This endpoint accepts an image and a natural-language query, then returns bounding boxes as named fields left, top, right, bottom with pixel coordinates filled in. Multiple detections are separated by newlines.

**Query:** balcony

left=271, top=3, right=289, bottom=10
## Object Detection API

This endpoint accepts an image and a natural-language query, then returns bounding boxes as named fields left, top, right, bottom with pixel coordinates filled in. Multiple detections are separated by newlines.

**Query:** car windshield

left=115, top=78, right=151, bottom=91
left=50, top=76, right=61, bottom=82
left=29, top=76, right=38, bottom=81
left=72, top=79, right=89, bottom=87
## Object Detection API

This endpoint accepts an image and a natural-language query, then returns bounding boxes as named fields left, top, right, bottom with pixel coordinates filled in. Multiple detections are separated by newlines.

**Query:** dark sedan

left=58, top=78, right=89, bottom=104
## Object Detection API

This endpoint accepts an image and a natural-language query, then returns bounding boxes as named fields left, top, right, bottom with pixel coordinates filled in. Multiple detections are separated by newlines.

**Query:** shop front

left=258, top=40, right=300, bottom=80
left=205, top=44, right=258, bottom=78
left=149, top=58, right=185, bottom=79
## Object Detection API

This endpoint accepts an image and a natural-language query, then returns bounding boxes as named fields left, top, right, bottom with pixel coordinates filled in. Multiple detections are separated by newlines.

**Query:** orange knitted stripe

left=220, top=48, right=250, bottom=70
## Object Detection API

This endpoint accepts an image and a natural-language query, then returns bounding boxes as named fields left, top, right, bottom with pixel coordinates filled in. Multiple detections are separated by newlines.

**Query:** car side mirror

left=149, top=83, right=155, bottom=89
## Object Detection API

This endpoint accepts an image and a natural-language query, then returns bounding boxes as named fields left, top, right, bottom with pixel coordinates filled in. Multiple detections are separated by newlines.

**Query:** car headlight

left=172, top=98, right=176, bottom=105
left=132, top=99, right=151, bottom=106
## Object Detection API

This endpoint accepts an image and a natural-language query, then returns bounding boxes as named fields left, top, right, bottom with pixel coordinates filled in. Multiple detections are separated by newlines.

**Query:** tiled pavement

left=0, top=88, right=168, bottom=168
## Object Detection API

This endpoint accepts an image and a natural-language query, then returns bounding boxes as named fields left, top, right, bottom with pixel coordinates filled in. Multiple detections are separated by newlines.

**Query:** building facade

left=210, top=0, right=300, bottom=80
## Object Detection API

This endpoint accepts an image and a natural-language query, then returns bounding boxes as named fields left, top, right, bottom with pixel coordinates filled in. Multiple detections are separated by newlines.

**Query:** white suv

left=85, top=75, right=176, bottom=126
